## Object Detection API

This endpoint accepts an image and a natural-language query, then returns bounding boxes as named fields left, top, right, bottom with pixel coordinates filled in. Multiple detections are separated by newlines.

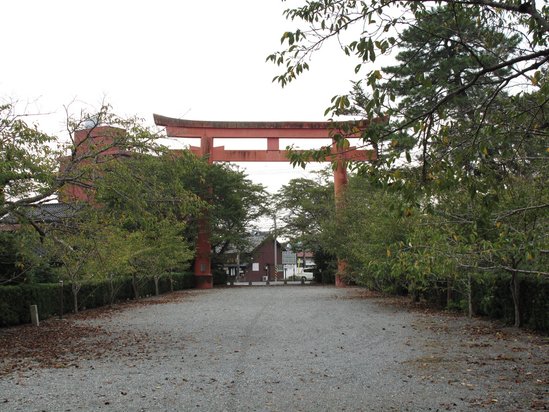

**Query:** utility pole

left=236, top=251, right=240, bottom=280
left=273, top=212, right=277, bottom=280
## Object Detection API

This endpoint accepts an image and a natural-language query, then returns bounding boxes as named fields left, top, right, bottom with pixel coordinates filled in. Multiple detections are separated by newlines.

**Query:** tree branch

left=408, top=0, right=549, bottom=33
left=497, top=203, right=549, bottom=220
left=501, top=266, right=549, bottom=276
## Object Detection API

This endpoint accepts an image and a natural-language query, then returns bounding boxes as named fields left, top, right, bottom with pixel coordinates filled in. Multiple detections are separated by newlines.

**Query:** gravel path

left=0, top=286, right=547, bottom=411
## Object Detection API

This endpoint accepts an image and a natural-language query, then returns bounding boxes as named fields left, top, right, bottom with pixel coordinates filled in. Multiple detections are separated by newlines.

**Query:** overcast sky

left=1, top=0, right=363, bottom=193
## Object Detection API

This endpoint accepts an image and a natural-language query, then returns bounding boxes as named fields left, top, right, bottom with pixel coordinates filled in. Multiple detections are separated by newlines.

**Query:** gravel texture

left=0, top=285, right=547, bottom=411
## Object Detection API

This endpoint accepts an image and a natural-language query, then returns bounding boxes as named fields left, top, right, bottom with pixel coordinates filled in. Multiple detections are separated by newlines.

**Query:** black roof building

left=0, top=203, right=81, bottom=228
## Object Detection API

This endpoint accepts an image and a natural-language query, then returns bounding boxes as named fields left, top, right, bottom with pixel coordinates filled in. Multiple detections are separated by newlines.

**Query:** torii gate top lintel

left=153, top=114, right=376, bottom=162
left=154, top=113, right=364, bottom=136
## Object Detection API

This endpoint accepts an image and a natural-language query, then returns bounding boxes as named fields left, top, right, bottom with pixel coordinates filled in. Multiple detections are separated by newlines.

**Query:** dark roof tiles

left=0, top=203, right=81, bottom=224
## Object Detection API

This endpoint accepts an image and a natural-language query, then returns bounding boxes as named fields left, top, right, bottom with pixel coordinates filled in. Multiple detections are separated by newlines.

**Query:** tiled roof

left=0, top=203, right=81, bottom=225
left=247, top=231, right=272, bottom=251
left=221, top=231, right=282, bottom=255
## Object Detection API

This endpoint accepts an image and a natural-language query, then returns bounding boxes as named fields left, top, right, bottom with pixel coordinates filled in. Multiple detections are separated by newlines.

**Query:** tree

left=276, top=173, right=333, bottom=248
left=0, top=103, right=167, bottom=287
left=269, top=0, right=548, bottom=327
left=94, top=152, right=202, bottom=297
left=84, top=222, right=139, bottom=305
left=43, top=208, right=106, bottom=313
left=0, top=229, right=55, bottom=285
left=0, top=103, right=58, bottom=216
left=321, top=175, right=414, bottom=291
left=0, top=103, right=159, bottom=219
left=206, top=163, right=268, bottom=262
left=276, top=172, right=337, bottom=282
left=1, top=102, right=267, bottom=302
left=127, top=219, right=193, bottom=296
left=95, top=152, right=206, bottom=228
left=95, top=151, right=268, bottom=281
left=268, top=0, right=547, bottom=111
left=269, top=1, right=547, bottom=178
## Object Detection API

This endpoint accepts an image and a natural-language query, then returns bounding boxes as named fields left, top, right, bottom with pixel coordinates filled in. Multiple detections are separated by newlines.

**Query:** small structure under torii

left=154, top=114, right=377, bottom=289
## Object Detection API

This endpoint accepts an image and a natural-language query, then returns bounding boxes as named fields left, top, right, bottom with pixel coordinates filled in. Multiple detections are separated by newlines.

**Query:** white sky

left=1, top=0, right=365, bottom=193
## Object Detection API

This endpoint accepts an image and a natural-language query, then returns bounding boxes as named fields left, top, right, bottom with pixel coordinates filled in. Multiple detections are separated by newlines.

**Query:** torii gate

left=154, top=114, right=376, bottom=289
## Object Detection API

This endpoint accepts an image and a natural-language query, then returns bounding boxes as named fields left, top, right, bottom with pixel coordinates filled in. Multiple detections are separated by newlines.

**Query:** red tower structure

left=59, top=126, right=130, bottom=203
left=154, top=115, right=377, bottom=289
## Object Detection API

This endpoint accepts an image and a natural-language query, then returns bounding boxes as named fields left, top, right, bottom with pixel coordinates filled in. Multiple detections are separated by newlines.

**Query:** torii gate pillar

left=194, top=134, right=214, bottom=289
left=333, top=151, right=348, bottom=287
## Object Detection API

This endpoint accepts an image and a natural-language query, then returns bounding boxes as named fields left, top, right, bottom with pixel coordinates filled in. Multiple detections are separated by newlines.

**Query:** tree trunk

left=109, top=273, right=115, bottom=306
left=446, top=277, right=452, bottom=309
left=410, top=289, right=420, bottom=303
left=510, top=272, right=520, bottom=327
left=169, top=275, right=174, bottom=292
left=409, top=281, right=420, bottom=303
left=154, top=276, right=160, bottom=296
left=72, top=284, right=79, bottom=314
left=132, top=274, right=139, bottom=300
left=467, top=272, right=473, bottom=319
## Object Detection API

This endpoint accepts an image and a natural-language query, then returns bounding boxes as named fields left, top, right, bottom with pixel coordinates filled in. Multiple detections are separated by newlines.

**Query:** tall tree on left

left=0, top=103, right=160, bottom=285
left=0, top=103, right=58, bottom=217
left=0, top=103, right=158, bottom=219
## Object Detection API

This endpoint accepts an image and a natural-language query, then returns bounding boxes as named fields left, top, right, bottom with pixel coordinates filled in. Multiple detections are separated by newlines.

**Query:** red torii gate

left=154, top=114, right=376, bottom=289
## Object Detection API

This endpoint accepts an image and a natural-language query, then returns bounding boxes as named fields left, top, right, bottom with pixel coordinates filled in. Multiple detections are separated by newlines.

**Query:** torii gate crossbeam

left=154, top=114, right=376, bottom=289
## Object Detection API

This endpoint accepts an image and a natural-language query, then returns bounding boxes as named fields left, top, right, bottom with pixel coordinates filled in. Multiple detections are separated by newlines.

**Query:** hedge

left=212, top=268, right=228, bottom=285
left=0, top=283, right=60, bottom=326
left=472, top=274, right=549, bottom=332
left=0, top=272, right=194, bottom=327
left=357, top=270, right=548, bottom=333
left=416, top=273, right=549, bottom=332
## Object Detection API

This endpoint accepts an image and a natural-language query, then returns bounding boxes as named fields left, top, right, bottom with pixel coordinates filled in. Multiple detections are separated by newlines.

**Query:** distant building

left=223, top=232, right=284, bottom=282
left=0, top=203, right=81, bottom=232
left=58, top=126, right=131, bottom=203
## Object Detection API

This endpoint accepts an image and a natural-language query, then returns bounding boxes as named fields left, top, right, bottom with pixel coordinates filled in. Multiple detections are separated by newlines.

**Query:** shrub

left=0, top=272, right=194, bottom=327
left=0, top=284, right=59, bottom=326
left=471, top=273, right=549, bottom=331
left=212, top=268, right=227, bottom=285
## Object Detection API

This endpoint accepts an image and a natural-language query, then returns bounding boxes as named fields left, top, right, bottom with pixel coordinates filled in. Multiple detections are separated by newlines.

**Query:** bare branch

left=501, top=266, right=549, bottom=276
left=497, top=203, right=549, bottom=220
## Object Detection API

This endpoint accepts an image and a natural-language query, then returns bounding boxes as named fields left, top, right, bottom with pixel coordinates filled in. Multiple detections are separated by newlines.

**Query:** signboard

left=282, top=251, right=297, bottom=265
left=252, top=263, right=259, bottom=272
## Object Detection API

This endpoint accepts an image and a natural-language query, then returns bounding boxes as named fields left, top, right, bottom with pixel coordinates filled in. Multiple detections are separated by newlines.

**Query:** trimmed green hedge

left=0, top=272, right=194, bottom=327
left=0, top=283, right=60, bottom=326
left=472, top=274, right=549, bottom=332
left=414, top=273, right=549, bottom=332
left=358, top=270, right=548, bottom=333
left=212, top=268, right=228, bottom=285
